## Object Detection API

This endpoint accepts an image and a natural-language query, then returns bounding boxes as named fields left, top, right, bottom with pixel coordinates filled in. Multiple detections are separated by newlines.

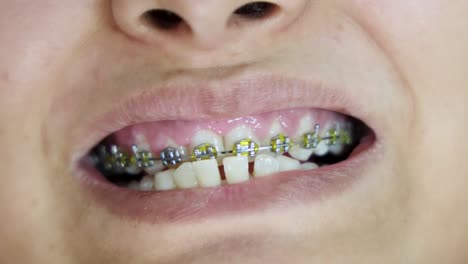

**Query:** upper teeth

left=96, top=123, right=352, bottom=172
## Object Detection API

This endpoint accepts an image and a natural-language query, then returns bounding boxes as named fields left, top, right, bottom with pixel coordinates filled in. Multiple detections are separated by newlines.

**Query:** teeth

left=125, top=165, right=142, bottom=175
left=173, top=163, right=199, bottom=189
left=224, top=125, right=259, bottom=153
left=190, top=130, right=225, bottom=164
left=289, top=115, right=314, bottom=160
left=133, top=133, right=164, bottom=174
left=325, top=123, right=347, bottom=156
left=139, top=175, right=155, bottom=191
left=276, top=155, right=301, bottom=172
left=300, top=162, right=319, bottom=170
left=313, top=141, right=329, bottom=157
left=254, top=154, right=279, bottom=177
left=154, top=169, right=176, bottom=191
left=329, top=144, right=345, bottom=155
left=144, top=161, right=165, bottom=175
left=261, top=120, right=283, bottom=146
left=223, top=156, right=250, bottom=184
left=288, top=145, right=313, bottom=161
left=192, top=159, right=222, bottom=187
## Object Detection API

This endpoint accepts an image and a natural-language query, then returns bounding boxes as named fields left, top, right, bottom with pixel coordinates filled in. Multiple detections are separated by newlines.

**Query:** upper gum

left=111, top=108, right=348, bottom=153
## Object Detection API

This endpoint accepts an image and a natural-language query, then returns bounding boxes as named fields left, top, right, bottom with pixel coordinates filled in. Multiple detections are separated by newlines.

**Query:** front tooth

left=254, top=154, right=279, bottom=177
left=223, top=156, right=250, bottom=184
left=173, top=163, right=199, bottom=189
left=139, top=175, right=154, bottom=191
left=154, top=169, right=176, bottom=191
left=191, top=129, right=225, bottom=154
left=276, top=155, right=301, bottom=172
left=289, top=115, right=314, bottom=161
left=300, top=162, right=319, bottom=170
left=192, top=159, right=221, bottom=187
left=224, top=125, right=259, bottom=152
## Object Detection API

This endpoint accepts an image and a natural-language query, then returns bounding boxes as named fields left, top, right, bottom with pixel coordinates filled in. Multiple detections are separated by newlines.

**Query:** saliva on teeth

left=94, top=124, right=353, bottom=191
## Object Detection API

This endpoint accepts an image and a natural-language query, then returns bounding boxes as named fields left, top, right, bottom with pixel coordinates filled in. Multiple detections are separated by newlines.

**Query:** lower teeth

left=89, top=122, right=366, bottom=191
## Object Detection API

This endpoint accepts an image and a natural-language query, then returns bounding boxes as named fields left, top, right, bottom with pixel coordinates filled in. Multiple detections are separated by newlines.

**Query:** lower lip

left=75, top=135, right=379, bottom=224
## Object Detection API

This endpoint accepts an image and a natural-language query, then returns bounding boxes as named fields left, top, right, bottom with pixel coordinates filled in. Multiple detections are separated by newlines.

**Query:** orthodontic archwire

left=95, top=124, right=352, bottom=173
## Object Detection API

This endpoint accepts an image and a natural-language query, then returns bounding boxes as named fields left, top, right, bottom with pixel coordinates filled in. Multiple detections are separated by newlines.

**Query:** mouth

left=73, top=76, right=380, bottom=223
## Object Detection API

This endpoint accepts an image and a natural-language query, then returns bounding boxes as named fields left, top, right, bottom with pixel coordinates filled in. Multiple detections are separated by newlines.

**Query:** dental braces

left=95, top=124, right=352, bottom=173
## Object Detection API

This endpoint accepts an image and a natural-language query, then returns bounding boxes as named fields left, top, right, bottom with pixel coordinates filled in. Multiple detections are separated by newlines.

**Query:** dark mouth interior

left=87, top=116, right=372, bottom=188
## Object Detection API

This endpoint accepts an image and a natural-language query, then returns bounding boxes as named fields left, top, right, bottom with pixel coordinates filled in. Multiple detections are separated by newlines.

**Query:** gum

left=110, top=108, right=349, bottom=153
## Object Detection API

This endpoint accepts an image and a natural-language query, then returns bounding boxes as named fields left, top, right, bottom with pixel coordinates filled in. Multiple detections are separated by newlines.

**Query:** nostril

left=142, top=9, right=184, bottom=30
left=234, top=2, right=278, bottom=19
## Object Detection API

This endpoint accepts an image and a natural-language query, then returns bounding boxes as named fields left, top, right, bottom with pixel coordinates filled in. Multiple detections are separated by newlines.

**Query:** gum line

left=94, top=123, right=352, bottom=174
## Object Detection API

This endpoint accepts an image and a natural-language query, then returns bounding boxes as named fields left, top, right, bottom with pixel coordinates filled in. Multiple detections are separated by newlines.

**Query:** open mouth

left=87, top=108, right=370, bottom=192
left=73, top=77, right=380, bottom=223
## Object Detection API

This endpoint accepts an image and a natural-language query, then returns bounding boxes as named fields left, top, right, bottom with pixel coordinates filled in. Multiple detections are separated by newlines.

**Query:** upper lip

left=70, top=74, right=380, bottom=163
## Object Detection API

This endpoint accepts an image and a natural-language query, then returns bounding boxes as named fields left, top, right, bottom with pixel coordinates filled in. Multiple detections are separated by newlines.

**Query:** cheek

left=0, top=1, right=99, bottom=101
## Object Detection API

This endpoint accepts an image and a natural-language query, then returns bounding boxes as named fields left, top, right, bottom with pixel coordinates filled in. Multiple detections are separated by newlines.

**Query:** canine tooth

left=288, top=145, right=313, bottom=161
left=173, top=163, right=198, bottom=189
left=313, top=141, right=329, bottom=157
left=276, top=155, right=301, bottom=172
left=224, top=125, right=259, bottom=153
left=254, top=154, right=279, bottom=177
left=192, top=159, right=222, bottom=187
left=300, top=162, right=319, bottom=170
left=139, top=175, right=154, bottom=191
left=223, top=156, right=250, bottom=184
left=154, top=169, right=176, bottom=191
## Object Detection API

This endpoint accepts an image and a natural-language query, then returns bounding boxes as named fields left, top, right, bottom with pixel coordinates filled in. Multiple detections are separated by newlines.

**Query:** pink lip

left=71, top=75, right=383, bottom=224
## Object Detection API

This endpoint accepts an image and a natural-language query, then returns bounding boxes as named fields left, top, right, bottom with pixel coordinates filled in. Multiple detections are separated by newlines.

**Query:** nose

left=111, top=0, right=308, bottom=52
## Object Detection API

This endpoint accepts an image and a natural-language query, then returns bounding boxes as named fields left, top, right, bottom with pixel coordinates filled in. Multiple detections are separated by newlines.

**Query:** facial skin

left=0, top=0, right=467, bottom=263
